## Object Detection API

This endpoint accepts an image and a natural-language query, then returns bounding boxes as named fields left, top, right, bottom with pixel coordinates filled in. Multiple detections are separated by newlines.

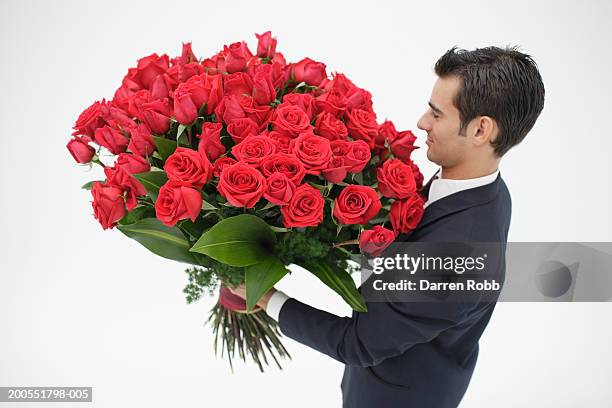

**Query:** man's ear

left=470, top=116, right=498, bottom=147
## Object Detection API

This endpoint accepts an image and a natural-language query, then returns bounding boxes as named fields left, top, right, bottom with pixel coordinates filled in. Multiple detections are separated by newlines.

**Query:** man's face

left=417, top=76, right=469, bottom=168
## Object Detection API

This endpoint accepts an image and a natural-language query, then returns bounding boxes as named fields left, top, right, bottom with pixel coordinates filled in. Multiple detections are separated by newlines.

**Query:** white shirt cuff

left=266, top=290, right=290, bottom=322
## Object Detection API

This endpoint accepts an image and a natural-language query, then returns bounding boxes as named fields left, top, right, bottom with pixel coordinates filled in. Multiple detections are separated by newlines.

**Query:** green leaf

left=270, top=226, right=290, bottom=233
left=201, top=199, right=217, bottom=211
left=190, top=214, right=276, bottom=267
left=152, top=136, right=177, bottom=162
left=118, top=206, right=155, bottom=225
left=177, top=124, right=187, bottom=139
left=260, top=201, right=277, bottom=211
left=297, top=259, right=367, bottom=312
left=177, top=217, right=207, bottom=241
left=245, top=255, right=289, bottom=311
left=117, top=218, right=197, bottom=264
left=352, top=172, right=364, bottom=185
left=81, top=180, right=103, bottom=190
left=133, top=171, right=168, bottom=202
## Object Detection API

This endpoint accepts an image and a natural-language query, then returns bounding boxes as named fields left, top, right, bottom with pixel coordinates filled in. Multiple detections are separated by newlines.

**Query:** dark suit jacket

left=278, top=173, right=512, bottom=407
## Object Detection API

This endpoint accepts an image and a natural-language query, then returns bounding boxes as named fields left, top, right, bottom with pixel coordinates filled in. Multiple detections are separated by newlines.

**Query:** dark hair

left=434, top=46, right=545, bottom=157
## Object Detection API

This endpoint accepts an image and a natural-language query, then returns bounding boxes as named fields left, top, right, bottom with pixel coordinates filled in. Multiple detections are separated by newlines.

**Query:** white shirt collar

left=424, top=168, right=500, bottom=208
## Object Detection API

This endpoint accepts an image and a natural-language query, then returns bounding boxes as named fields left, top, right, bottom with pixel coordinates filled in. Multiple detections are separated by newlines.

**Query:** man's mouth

left=426, top=135, right=434, bottom=145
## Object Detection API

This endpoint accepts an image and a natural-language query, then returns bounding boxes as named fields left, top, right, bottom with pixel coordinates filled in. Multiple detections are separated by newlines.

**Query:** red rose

left=215, top=95, right=246, bottom=124
left=330, top=139, right=350, bottom=156
left=390, top=194, right=425, bottom=235
left=315, top=112, right=348, bottom=141
left=280, top=183, right=325, bottom=228
left=128, top=124, right=156, bottom=157
left=333, top=185, right=381, bottom=225
left=292, top=58, right=327, bottom=86
left=264, top=172, right=296, bottom=205
left=346, top=109, right=378, bottom=148
left=224, top=72, right=254, bottom=97
left=155, top=181, right=202, bottom=227
left=322, top=156, right=350, bottom=184
left=150, top=73, right=174, bottom=101
left=218, top=162, right=266, bottom=208
left=376, top=158, right=417, bottom=199
left=344, top=140, right=371, bottom=173
left=406, top=159, right=424, bottom=190
left=268, top=130, right=293, bottom=154
left=197, top=122, right=225, bottom=161
left=215, top=95, right=272, bottom=129
left=99, top=102, right=135, bottom=131
left=290, top=132, right=332, bottom=175
left=269, top=61, right=291, bottom=90
left=231, top=134, right=278, bottom=166
left=67, top=136, right=95, bottom=164
left=140, top=99, right=172, bottom=134
left=223, top=41, right=253, bottom=73
left=164, top=147, right=213, bottom=189
left=104, top=165, right=147, bottom=211
left=122, top=53, right=170, bottom=91
left=313, top=88, right=347, bottom=118
left=227, top=118, right=260, bottom=144
left=72, top=100, right=104, bottom=137
left=282, top=93, right=314, bottom=119
left=91, top=182, right=126, bottom=230
left=389, top=129, right=418, bottom=161
left=212, top=156, right=237, bottom=177
left=256, top=31, right=277, bottom=58
left=251, top=65, right=277, bottom=105
left=183, top=74, right=223, bottom=115
left=94, top=125, right=128, bottom=155
left=260, top=152, right=306, bottom=184
left=173, top=91, right=198, bottom=125
left=346, top=89, right=373, bottom=113
left=113, top=88, right=149, bottom=118
left=115, top=153, right=150, bottom=174
left=359, top=226, right=396, bottom=256
left=272, top=104, right=313, bottom=138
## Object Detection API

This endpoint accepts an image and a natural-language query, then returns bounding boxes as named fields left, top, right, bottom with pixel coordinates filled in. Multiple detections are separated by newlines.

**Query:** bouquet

left=67, top=31, right=425, bottom=371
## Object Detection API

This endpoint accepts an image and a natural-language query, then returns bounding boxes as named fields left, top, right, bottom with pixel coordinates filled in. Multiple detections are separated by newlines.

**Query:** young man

left=231, top=46, right=545, bottom=407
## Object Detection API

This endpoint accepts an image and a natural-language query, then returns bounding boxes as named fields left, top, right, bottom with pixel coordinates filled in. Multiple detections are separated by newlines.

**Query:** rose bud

left=94, top=125, right=129, bottom=155
left=67, top=136, right=95, bottom=163
left=91, top=182, right=126, bottom=230
left=255, top=31, right=277, bottom=58
left=292, top=58, right=327, bottom=86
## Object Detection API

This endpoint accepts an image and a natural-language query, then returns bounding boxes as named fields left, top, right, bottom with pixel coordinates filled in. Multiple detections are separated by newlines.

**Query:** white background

left=1, top=0, right=611, bottom=407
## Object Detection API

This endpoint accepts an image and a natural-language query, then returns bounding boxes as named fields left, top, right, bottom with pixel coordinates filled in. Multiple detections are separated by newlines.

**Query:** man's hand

left=228, top=284, right=277, bottom=310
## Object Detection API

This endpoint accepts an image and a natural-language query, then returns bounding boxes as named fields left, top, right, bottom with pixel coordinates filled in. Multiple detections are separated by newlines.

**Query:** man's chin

left=425, top=148, right=437, bottom=164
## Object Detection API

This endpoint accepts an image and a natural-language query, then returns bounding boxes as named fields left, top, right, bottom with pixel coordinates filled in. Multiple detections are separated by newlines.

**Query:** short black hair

left=434, top=46, right=545, bottom=157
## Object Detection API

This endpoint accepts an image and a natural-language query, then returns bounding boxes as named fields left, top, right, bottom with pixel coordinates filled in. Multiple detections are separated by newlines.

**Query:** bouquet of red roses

left=67, top=31, right=425, bottom=371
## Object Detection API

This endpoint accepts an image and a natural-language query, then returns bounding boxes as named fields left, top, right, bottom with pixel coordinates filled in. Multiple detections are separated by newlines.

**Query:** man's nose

left=417, top=113, right=430, bottom=131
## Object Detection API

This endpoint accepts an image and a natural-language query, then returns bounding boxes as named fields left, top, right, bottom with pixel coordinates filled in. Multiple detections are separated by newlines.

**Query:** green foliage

left=152, top=136, right=177, bottom=162
left=182, top=260, right=245, bottom=304
left=133, top=171, right=168, bottom=202
left=245, top=255, right=289, bottom=311
left=190, top=214, right=277, bottom=266
left=117, top=218, right=197, bottom=264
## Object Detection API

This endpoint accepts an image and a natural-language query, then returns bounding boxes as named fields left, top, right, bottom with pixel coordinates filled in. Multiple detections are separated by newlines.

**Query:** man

left=231, top=46, right=545, bottom=407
